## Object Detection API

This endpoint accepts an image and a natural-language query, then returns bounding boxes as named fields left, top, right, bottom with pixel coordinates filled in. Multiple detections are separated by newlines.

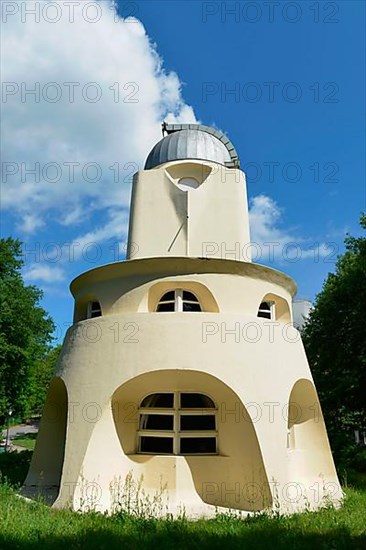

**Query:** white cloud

left=249, top=195, right=283, bottom=243
left=249, top=194, right=334, bottom=262
left=16, top=214, right=45, bottom=234
left=1, top=0, right=197, bottom=238
left=60, top=205, right=87, bottom=227
left=67, top=208, right=130, bottom=260
left=24, top=264, right=66, bottom=283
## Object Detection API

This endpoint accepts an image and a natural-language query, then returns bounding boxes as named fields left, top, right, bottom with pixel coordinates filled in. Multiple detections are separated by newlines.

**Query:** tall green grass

left=0, top=451, right=365, bottom=549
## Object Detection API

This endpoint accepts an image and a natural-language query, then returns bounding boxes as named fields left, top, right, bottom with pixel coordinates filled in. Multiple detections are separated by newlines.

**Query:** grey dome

left=145, top=124, right=239, bottom=170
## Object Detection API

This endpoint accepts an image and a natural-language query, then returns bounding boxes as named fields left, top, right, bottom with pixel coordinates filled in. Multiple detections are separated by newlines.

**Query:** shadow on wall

left=112, top=370, right=272, bottom=512
left=287, top=379, right=338, bottom=481
left=21, top=377, right=67, bottom=504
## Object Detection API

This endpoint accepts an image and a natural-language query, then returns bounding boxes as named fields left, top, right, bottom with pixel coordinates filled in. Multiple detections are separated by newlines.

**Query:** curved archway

left=22, top=377, right=68, bottom=504
left=287, top=379, right=337, bottom=480
left=111, top=370, right=272, bottom=512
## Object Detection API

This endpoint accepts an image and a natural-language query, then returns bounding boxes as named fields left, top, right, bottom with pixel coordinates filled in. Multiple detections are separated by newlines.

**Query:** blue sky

left=1, top=0, right=365, bottom=342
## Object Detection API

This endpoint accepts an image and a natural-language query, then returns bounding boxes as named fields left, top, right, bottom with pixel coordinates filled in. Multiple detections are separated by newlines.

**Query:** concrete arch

left=287, top=379, right=337, bottom=480
left=111, top=370, right=272, bottom=511
left=22, top=377, right=68, bottom=504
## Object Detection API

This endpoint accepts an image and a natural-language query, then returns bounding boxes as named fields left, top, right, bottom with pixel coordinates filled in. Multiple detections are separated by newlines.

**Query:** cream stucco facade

left=23, top=124, right=341, bottom=516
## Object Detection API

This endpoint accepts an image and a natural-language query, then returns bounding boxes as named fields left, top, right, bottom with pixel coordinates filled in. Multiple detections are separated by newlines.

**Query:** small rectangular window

left=160, top=291, right=175, bottom=302
left=182, top=291, right=198, bottom=302
left=180, top=437, right=216, bottom=454
left=140, top=414, right=174, bottom=430
left=156, top=302, right=175, bottom=312
left=180, top=415, right=216, bottom=431
left=258, top=310, right=271, bottom=319
left=180, top=393, right=215, bottom=408
left=183, top=302, right=201, bottom=312
left=140, top=436, right=173, bottom=454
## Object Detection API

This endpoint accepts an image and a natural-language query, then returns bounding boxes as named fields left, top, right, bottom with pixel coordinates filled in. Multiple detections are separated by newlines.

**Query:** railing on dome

left=161, top=122, right=240, bottom=169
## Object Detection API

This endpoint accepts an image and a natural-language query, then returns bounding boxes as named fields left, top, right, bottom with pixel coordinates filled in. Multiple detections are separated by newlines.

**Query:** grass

left=0, top=452, right=365, bottom=549
left=12, top=433, right=37, bottom=451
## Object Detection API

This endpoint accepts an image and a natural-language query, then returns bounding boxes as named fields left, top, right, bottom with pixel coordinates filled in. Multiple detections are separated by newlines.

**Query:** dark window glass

left=88, top=301, right=101, bottom=318
left=160, top=291, right=175, bottom=302
left=180, top=415, right=216, bottom=431
left=90, top=310, right=101, bottom=318
left=140, top=436, right=173, bottom=453
left=183, top=302, right=201, bottom=312
left=258, top=302, right=271, bottom=319
left=140, top=393, right=174, bottom=408
left=180, top=393, right=215, bottom=409
left=183, top=291, right=198, bottom=302
left=258, top=310, right=271, bottom=319
left=140, top=414, right=173, bottom=430
left=157, top=302, right=175, bottom=312
left=180, top=437, right=216, bottom=454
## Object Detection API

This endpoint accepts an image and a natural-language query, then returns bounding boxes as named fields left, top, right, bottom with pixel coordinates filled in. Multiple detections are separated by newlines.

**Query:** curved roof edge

left=162, top=122, right=240, bottom=169
left=70, top=256, right=297, bottom=297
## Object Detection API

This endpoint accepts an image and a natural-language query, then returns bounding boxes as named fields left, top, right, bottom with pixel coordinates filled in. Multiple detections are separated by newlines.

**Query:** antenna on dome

left=162, top=121, right=168, bottom=136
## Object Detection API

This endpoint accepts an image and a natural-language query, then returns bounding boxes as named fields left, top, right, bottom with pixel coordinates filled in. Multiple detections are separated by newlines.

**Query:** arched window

left=156, top=290, right=202, bottom=312
left=257, top=301, right=275, bottom=320
left=87, top=301, right=102, bottom=318
left=138, top=392, right=217, bottom=455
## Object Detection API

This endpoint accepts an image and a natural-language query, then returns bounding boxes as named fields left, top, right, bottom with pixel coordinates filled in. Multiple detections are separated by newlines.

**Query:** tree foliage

left=0, top=238, right=55, bottom=424
left=302, top=214, right=366, bottom=463
left=26, top=344, right=61, bottom=416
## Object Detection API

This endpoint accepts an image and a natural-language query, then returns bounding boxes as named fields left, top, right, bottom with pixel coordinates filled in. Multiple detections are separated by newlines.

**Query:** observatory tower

left=23, top=123, right=341, bottom=516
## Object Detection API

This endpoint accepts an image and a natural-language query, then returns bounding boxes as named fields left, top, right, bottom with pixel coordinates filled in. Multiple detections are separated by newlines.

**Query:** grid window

left=137, top=392, right=217, bottom=455
left=156, top=290, right=202, bottom=312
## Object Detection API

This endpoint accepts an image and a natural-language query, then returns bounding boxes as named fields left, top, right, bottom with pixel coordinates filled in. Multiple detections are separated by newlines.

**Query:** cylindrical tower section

left=127, top=125, right=252, bottom=262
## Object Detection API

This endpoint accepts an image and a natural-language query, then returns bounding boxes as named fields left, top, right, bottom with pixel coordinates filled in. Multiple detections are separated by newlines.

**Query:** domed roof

left=144, top=123, right=240, bottom=170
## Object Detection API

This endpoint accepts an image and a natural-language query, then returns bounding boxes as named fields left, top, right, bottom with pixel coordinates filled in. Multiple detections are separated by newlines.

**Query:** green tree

left=302, top=214, right=366, bottom=464
left=26, top=344, right=61, bottom=417
left=0, top=237, right=55, bottom=424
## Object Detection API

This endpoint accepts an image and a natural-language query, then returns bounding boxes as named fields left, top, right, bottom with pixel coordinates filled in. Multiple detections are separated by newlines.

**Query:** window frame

left=137, top=391, right=218, bottom=455
left=257, top=301, right=276, bottom=320
left=87, top=300, right=102, bottom=319
left=156, top=289, right=202, bottom=313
